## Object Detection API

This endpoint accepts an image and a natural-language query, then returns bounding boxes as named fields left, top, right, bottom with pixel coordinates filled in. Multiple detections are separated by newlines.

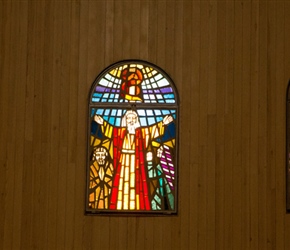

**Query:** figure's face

left=126, top=113, right=137, bottom=126
left=94, top=149, right=107, bottom=165
left=126, top=113, right=138, bottom=134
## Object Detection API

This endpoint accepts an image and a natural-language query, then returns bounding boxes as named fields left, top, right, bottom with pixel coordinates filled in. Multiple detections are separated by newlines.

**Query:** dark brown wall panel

left=0, top=0, right=289, bottom=249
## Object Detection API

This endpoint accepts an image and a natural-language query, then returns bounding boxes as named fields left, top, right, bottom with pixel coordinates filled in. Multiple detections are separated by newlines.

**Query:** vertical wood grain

left=241, top=2, right=251, bottom=249
left=258, top=2, right=268, bottom=249
left=224, top=1, right=234, bottom=249
left=65, top=1, right=80, bottom=249
left=249, top=2, right=259, bottom=249
left=180, top=0, right=191, bottom=249
left=188, top=0, right=200, bottom=248
left=267, top=2, right=277, bottom=249
left=285, top=1, right=290, bottom=248
left=10, top=1, right=28, bottom=249
left=275, top=1, right=286, bottom=249
left=0, top=0, right=289, bottom=249
left=171, top=1, right=183, bottom=249
left=215, top=2, right=226, bottom=249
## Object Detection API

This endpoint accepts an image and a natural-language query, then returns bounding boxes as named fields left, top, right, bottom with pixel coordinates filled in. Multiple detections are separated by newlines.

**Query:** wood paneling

left=1, top=0, right=290, bottom=249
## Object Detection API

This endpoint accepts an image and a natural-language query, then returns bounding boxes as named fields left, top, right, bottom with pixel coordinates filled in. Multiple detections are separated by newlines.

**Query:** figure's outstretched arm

left=144, top=115, right=174, bottom=141
left=92, top=115, right=114, bottom=139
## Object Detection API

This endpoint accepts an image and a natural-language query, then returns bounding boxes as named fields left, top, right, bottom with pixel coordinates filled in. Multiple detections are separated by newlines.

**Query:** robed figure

left=89, top=146, right=114, bottom=209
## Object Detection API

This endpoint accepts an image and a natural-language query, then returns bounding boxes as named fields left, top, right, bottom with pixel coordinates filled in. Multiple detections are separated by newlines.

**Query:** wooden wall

left=1, top=0, right=290, bottom=249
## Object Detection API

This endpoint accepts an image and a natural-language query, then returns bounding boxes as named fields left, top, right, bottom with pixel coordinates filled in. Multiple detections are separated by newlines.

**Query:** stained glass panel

left=86, top=60, right=179, bottom=214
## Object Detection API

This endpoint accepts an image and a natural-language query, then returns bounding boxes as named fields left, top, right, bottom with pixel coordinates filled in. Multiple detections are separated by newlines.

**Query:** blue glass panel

left=146, top=110, right=154, bottom=116
left=139, top=117, right=147, bottom=126
left=91, top=108, right=96, bottom=117
left=138, top=110, right=146, bottom=116
left=96, top=109, right=104, bottom=115
left=164, top=93, right=175, bottom=99
left=147, top=117, right=156, bottom=125
left=155, top=116, right=163, bottom=122
left=92, top=98, right=99, bottom=102
left=162, top=110, right=171, bottom=115
left=93, top=93, right=102, bottom=98
left=109, top=117, right=115, bottom=124
left=115, top=117, right=121, bottom=126
left=117, top=110, right=123, bottom=116
left=154, top=110, right=162, bottom=115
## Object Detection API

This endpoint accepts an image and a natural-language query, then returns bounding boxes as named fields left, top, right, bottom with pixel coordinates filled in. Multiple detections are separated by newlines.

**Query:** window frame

left=85, top=60, right=179, bottom=215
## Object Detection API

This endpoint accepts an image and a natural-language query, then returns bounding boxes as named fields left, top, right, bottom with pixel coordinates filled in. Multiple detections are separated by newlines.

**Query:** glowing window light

left=87, top=60, right=179, bottom=215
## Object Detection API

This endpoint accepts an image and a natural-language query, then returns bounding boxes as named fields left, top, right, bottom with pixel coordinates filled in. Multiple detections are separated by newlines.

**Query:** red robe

left=109, top=127, right=151, bottom=210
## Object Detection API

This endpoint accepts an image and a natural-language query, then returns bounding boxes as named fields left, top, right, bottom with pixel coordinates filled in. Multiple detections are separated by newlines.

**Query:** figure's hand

left=94, top=115, right=104, bottom=125
left=157, top=146, right=163, bottom=158
left=163, top=115, right=173, bottom=125
left=146, top=152, right=153, bottom=161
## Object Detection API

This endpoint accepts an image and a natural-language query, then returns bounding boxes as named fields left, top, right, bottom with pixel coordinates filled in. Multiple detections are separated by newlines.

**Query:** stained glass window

left=86, top=60, right=179, bottom=214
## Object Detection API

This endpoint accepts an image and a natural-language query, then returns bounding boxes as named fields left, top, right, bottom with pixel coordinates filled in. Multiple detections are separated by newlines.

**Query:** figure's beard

left=127, top=124, right=136, bottom=134
left=96, top=159, right=106, bottom=165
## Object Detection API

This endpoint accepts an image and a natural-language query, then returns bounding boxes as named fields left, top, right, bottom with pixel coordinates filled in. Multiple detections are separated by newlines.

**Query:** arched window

left=86, top=60, right=179, bottom=214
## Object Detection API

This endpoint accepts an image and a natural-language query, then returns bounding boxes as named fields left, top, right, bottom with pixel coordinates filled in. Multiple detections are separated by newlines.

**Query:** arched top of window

left=89, top=60, right=179, bottom=105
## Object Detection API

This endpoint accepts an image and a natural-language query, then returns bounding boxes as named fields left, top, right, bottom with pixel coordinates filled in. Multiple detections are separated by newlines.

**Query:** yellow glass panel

left=130, top=189, right=135, bottom=199
left=124, top=182, right=129, bottom=195
left=130, top=201, right=135, bottom=210
left=119, top=177, right=123, bottom=188
left=102, top=140, right=110, bottom=150
left=117, top=201, right=122, bottom=210
left=95, top=187, right=100, bottom=197
left=130, top=155, right=135, bottom=171
left=125, top=154, right=130, bottom=166
left=110, top=69, right=116, bottom=76
left=130, top=173, right=135, bottom=187
left=124, top=195, right=129, bottom=210
left=90, top=136, right=94, bottom=145
left=164, top=139, right=175, bottom=148
left=136, top=195, right=139, bottom=210
left=125, top=167, right=129, bottom=181
left=120, top=164, right=124, bottom=178
left=118, top=191, right=123, bottom=200
left=89, top=193, right=94, bottom=202
left=152, top=141, right=161, bottom=147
